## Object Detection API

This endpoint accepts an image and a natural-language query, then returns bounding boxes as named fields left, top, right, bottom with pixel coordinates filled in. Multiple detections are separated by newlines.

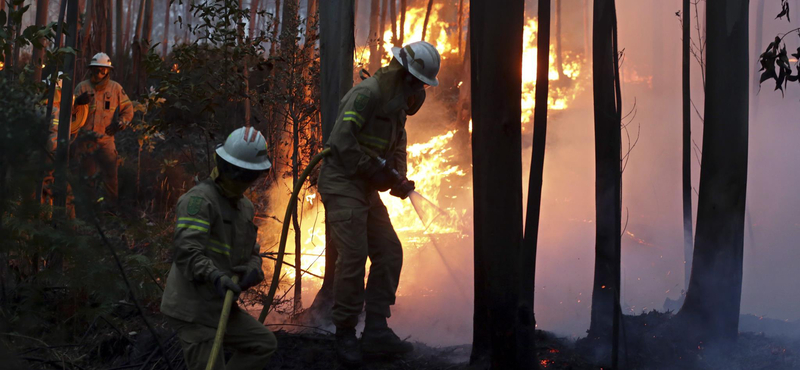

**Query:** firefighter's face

left=90, top=67, right=110, bottom=82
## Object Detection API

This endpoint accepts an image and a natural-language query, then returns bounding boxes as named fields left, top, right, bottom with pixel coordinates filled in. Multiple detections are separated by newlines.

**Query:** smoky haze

left=303, top=0, right=800, bottom=346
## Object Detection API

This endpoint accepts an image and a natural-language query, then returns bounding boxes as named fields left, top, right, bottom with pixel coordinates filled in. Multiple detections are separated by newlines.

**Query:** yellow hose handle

left=205, top=275, right=240, bottom=370
left=258, top=148, right=331, bottom=323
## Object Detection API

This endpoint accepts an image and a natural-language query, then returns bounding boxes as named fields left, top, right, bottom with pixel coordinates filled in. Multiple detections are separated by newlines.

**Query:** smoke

left=257, top=0, right=800, bottom=346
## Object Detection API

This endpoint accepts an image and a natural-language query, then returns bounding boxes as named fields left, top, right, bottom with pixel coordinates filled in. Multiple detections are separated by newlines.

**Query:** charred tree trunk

left=678, top=0, right=749, bottom=344
left=116, top=0, right=123, bottom=69
left=55, top=0, right=79, bottom=213
left=753, top=0, right=765, bottom=94
left=421, top=0, right=433, bottom=41
left=184, top=0, right=192, bottom=43
left=587, top=0, right=622, bottom=367
left=380, top=0, right=386, bottom=61
left=518, top=0, right=551, bottom=367
left=399, top=0, right=406, bottom=45
left=270, top=0, right=281, bottom=56
left=81, top=0, right=94, bottom=65
left=390, top=0, right=398, bottom=46
left=162, top=0, right=171, bottom=57
left=292, top=115, right=302, bottom=313
left=457, top=0, right=464, bottom=57
left=469, top=0, right=525, bottom=368
left=143, top=0, right=154, bottom=45
left=32, top=0, right=50, bottom=82
left=555, top=0, right=564, bottom=79
left=106, top=2, right=113, bottom=58
left=368, top=0, right=380, bottom=72
left=305, top=0, right=355, bottom=325
left=132, top=0, right=147, bottom=94
left=682, top=0, right=693, bottom=291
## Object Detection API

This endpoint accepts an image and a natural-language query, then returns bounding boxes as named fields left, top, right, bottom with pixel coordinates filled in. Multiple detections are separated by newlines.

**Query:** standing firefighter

left=318, top=41, right=441, bottom=365
left=73, top=52, right=133, bottom=205
left=161, top=127, right=277, bottom=370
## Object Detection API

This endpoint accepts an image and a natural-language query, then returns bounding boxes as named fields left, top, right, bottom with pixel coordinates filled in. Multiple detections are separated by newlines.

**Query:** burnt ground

left=2, top=311, right=798, bottom=369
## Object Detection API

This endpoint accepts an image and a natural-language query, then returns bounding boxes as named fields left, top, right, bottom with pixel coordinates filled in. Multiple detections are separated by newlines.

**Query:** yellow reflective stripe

left=344, top=111, right=364, bottom=121
left=359, top=134, right=388, bottom=144
left=209, top=246, right=230, bottom=256
left=209, top=239, right=231, bottom=251
left=120, top=99, right=131, bottom=105
left=358, top=140, right=386, bottom=151
left=52, top=119, right=59, bottom=125
left=177, top=224, right=209, bottom=232
left=178, top=217, right=210, bottom=226
left=343, top=116, right=363, bottom=128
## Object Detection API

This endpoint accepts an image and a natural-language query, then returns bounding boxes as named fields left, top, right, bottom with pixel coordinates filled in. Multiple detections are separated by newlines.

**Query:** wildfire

left=359, top=8, right=585, bottom=128
left=0, top=61, right=4, bottom=71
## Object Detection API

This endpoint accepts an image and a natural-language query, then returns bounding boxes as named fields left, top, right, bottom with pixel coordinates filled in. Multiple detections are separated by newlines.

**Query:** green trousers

left=168, top=309, right=277, bottom=370
left=322, top=192, right=404, bottom=329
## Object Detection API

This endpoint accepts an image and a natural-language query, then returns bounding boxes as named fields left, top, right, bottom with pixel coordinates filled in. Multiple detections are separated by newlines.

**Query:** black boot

left=335, top=327, right=363, bottom=366
left=361, top=313, right=413, bottom=355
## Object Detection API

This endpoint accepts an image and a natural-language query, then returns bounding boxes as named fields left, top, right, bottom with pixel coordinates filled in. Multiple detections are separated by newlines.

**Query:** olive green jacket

left=160, top=179, right=264, bottom=327
left=318, top=70, right=409, bottom=200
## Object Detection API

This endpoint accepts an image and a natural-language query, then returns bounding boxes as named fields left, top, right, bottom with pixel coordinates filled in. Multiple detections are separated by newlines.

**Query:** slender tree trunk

left=587, top=0, right=622, bottom=367
left=379, top=0, right=386, bottom=61
left=250, top=0, right=259, bottom=38
left=81, top=0, right=94, bottom=61
left=162, top=0, right=171, bottom=56
left=116, top=0, right=123, bottom=68
left=368, top=0, right=380, bottom=72
left=458, top=0, right=464, bottom=57
left=106, top=2, right=113, bottom=58
left=682, top=0, right=693, bottom=291
left=399, top=0, right=406, bottom=45
left=469, top=0, right=525, bottom=367
left=55, top=0, right=79, bottom=214
left=184, top=0, right=192, bottom=43
left=305, top=0, right=355, bottom=325
left=133, top=0, right=147, bottom=94
left=583, top=0, right=589, bottom=59
left=292, top=116, right=302, bottom=313
left=555, top=0, right=564, bottom=79
left=518, top=0, right=550, bottom=367
left=143, top=0, right=154, bottom=45
left=421, top=0, right=433, bottom=41
left=753, top=0, right=765, bottom=94
left=270, top=0, right=281, bottom=56
left=32, top=0, right=50, bottom=82
left=390, top=0, right=398, bottom=46
left=124, top=0, right=134, bottom=53
left=678, top=0, right=749, bottom=345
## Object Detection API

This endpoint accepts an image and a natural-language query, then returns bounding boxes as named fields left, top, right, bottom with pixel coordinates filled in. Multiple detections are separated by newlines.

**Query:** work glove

left=390, top=178, right=415, bottom=199
left=104, top=121, right=124, bottom=136
left=211, top=272, right=242, bottom=299
left=368, top=166, right=397, bottom=192
left=74, top=92, right=92, bottom=106
left=232, top=265, right=264, bottom=291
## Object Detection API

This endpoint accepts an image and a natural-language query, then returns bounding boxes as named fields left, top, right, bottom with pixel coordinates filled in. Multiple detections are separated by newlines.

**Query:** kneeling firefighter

left=318, top=40, right=441, bottom=365
left=161, top=127, right=277, bottom=370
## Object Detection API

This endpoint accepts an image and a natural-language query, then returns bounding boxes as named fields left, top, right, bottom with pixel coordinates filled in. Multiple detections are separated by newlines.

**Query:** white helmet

left=391, top=41, right=441, bottom=86
left=44, top=71, right=64, bottom=89
left=88, top=52, right=113, bottom=69
left=216, top=126, right=272, bottom=171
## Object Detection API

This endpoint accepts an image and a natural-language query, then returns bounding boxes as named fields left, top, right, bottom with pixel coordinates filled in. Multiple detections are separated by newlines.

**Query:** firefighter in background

left=73, top=52, right=133, bottom=205
left=161, top=127, right=277, bottom=370
left=318, top=41, right=441, bottom=365
left=41, top=72, right=91, bottom=206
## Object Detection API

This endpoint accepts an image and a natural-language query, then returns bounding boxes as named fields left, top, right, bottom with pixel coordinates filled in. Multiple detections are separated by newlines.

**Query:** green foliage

left=758, top=2, right=800, bottom=95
